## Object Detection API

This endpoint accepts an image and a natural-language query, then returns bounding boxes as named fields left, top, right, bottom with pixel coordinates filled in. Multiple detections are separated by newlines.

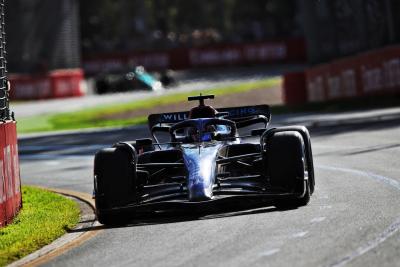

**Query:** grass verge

left=0, top=186, right=80, bottom=266
left=17, top=77, right=280, bottom=133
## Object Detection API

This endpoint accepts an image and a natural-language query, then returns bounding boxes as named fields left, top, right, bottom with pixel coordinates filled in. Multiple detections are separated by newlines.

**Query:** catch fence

left=0, top=0, right=9, bottom=121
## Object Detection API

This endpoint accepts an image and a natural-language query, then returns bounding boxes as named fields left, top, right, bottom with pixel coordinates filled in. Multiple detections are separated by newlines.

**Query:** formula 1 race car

left=93, top=94, right=315, bottom=225
left=95, top=66, right=164, bottom=94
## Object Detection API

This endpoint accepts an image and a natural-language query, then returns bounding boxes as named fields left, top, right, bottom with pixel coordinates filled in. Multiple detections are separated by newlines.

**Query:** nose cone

left=189, top=183, right=213, bottom=201
left=182, top=144, right=221, bottom=201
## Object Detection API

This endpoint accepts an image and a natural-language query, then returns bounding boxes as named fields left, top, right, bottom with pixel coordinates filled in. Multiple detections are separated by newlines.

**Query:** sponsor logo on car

left=161, top=113, right=188, bottom=122
left=226, top=107, right=257, bottom=117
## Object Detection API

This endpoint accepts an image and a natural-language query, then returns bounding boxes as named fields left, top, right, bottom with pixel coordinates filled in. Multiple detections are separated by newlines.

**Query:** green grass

left=17, top=77, right=280, bottom=133
left=0, top=186, right=80, bottom=266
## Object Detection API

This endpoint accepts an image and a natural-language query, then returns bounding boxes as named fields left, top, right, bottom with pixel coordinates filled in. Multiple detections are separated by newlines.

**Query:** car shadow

left=68, top=200, right=299, bottom=232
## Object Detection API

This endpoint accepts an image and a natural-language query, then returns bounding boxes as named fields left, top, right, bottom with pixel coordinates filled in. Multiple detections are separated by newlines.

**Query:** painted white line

left=319, top=205, right=332, bottom=210
left=260, top=248, right=280, bottom=257
left=292, top=231, right=308, bottom=238
left=329, top=217, right=400, bottom=267
left=20, top=155, right=92, bottom=160
left=319, top=165, right=400, bottom=191
left=44, top=161, right=61, bottom=166
left=310, top=217, right=326, bottom=223
left=318, top=165, right=400, bottom=267
left=19, top=144, right=108, bottom=152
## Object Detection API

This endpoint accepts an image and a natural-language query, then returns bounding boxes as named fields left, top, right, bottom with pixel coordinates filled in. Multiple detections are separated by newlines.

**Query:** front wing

left=98, top=191, right=303, bottom=216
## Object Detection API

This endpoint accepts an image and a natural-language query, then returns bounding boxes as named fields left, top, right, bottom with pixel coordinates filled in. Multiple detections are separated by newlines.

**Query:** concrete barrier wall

left=0, top=121, right=22, bottom=227
left=9, top=69, right=85, bottom=100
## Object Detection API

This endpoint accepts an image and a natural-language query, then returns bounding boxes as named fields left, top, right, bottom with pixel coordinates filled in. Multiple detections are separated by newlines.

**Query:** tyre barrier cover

left=8, top=74, right=52, bottom=100
left=304, top=45, right=400, bottom=103
left=9, top=69, right=85, bottom=100
left=0, top=121, right=22, bottom=228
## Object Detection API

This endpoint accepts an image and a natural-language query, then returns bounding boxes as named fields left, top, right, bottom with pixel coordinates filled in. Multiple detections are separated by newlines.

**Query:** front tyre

left=265, top=131, right=310, bottom=208
left=94, top=145, right=137, bottom=225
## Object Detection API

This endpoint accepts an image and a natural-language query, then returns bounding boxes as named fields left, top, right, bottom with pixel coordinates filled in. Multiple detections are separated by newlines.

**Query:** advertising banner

left=304, top=45, right=400, bottom=103
left=0, top=123, right=6, bottom=227
left=0, top=121, right=21, bottom=227
left=9, top=69, right=85, bottom=100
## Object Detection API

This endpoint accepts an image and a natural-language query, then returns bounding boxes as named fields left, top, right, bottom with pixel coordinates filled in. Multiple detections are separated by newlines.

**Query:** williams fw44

left=93, top=94, right=315, bottom=225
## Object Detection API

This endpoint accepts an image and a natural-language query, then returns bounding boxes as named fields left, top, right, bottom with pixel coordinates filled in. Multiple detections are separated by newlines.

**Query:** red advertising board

left=305, top=64, right=329, bottom=103
left=8, top=74, right=52, bottom=100
left=0, top=121, right=22, bottom=227
left=50, top=69, right=85, bottom=98
left=0, top=123, right=6, bottom=227
left=9, top=69, right=85, bottom=100
left=303, top=45, right=400, bottom=104
left=3, top=123, right=15, bottom=223
left=6, top=122, right=21, bottom=217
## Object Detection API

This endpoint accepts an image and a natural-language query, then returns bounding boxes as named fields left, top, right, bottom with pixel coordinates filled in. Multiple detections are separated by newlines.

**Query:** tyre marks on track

left=291, top=231, right=308, bottom=238
left=256, top=185, right=332, bottom=261
left=318, top=165, right=400, bottom=267
left=260, top=248, right=281, bottom=257
left=310, top=217, right=326, bottom=223
left=255, top=164, right=400, bottom=266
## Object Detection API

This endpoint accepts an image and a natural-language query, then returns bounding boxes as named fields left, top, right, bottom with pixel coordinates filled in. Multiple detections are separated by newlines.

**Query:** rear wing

left=148, top=105, right=271, bottom=130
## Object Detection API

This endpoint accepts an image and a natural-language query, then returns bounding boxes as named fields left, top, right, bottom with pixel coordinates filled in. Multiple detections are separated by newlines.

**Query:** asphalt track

left=18, top=115, right=400, bottom=267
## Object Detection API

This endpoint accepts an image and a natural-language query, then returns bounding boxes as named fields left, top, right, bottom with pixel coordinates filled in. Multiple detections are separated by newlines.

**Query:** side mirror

left=251, top=128, right=266, bottom=136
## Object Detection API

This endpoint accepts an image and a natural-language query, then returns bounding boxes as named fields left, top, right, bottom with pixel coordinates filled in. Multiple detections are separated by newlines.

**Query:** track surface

left=19, top=117, right=400, bottom=267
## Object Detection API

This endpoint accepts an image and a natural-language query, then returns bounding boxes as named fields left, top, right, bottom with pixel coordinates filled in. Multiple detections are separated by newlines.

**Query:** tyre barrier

left=9, top=69, right=85, bottom=100
left=285, top=45, right=400, bottom=105
left=0, top=121, right=22, bottom=227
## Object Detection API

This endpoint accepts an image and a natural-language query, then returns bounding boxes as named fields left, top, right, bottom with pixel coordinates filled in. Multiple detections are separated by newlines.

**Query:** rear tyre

left=265, top=131, right=310, bottom=208
left=94, top=145, right=137, bottom=225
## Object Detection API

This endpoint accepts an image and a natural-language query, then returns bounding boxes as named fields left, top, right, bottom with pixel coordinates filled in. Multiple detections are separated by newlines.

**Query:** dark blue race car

left=93, top=94, right=315, bottom=225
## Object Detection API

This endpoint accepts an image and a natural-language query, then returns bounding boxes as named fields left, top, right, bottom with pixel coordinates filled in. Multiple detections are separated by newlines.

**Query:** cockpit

left=170, top=119, right=236, bottom=143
